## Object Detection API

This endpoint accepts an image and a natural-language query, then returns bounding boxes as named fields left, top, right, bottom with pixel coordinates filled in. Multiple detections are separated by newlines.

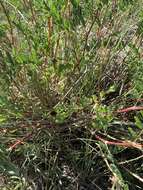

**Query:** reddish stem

left=116, top=106, right=143, bottom=113
left=95, top=134, right=142, bottom=149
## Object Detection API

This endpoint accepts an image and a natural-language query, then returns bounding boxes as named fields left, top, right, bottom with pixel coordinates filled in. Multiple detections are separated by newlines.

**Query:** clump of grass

left=0, top=0, right=143, bottom=189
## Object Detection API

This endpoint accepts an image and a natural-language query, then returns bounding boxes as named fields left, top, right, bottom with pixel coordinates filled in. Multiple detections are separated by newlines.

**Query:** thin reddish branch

left=9, top=140, right=24, bottom=150
left=95, top=134, right=143, bottom=150
left=116, top=106, right=143, bottom=113
left=8, top=124, right=54, bottom=150
left=8, top=132, right=33, bottom=150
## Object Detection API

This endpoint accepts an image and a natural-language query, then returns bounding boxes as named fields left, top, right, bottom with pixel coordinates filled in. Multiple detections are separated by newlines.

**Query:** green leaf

left=0, top=147, right=19, bottom=176
left=134, top=116, right=143, bottom=129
